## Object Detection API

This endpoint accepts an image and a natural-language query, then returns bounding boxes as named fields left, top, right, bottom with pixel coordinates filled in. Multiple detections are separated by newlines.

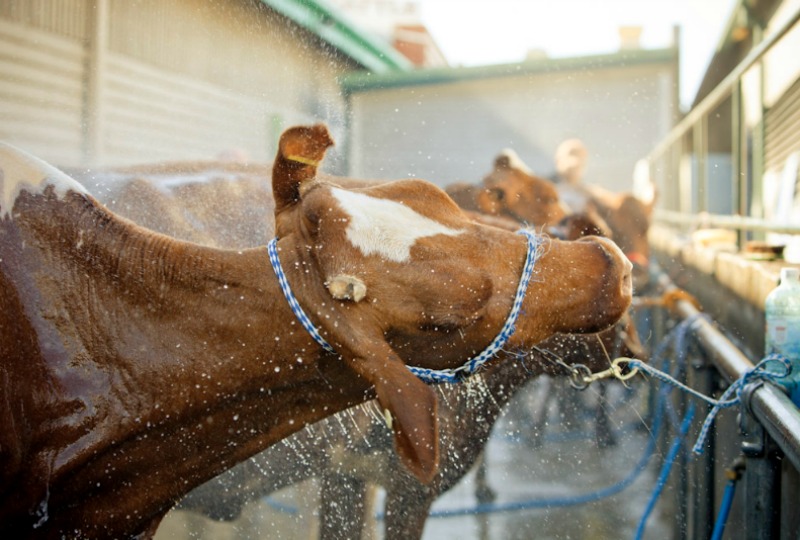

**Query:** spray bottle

left=765, top=267, right=800, bottom=406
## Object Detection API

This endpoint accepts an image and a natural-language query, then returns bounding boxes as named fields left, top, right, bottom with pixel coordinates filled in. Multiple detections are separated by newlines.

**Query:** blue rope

left=267, top=238, right=336, bottom=354
left=261, top=496, right=299, bottom=515
left=267, top=229, right=546, bottom=384
left=623, top=354, right=791, bottom=455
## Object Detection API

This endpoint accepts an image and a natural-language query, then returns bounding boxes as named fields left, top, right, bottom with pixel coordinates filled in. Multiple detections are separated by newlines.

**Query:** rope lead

left=581, top=353, right=792, bottom=455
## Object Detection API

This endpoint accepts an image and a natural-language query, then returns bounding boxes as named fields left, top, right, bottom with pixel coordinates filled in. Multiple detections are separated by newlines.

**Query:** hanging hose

left=710, top=458, right=745, bottom=540
left=633, top=402, right=696, bottom=540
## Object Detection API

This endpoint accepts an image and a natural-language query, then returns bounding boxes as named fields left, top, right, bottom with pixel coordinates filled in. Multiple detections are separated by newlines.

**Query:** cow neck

left=268, top=229, right=545, bottom=384
left=14, top=191, right=332, bottom=460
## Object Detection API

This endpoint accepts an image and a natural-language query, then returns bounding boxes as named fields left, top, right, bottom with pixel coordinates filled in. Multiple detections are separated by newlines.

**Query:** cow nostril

left=623, top=270, right=632, bottom=293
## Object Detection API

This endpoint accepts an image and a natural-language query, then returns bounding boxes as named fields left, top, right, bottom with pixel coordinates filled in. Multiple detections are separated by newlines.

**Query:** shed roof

left=340, top=47, right=676, bottom=93
left=260, top=0, right=412, bottom=73
left=690, top=0, right=783, bottom=107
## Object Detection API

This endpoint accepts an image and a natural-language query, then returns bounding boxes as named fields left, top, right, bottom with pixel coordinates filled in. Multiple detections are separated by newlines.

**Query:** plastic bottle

left=765, top=267, right=800, bottom=406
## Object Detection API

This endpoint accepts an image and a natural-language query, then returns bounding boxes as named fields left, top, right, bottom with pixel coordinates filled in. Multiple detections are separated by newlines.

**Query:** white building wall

left=348, top=60, right=678, bottom=193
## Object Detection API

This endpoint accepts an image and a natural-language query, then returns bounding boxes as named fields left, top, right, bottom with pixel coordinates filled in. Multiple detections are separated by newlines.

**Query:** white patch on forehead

left=0, top=142, right=88, bottom=219
left=331, top=187, right=464, bottom=262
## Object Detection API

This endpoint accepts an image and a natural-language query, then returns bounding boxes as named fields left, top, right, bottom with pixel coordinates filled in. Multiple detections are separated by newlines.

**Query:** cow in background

left=551, top=138, right=656, bottom=290
left=446, top=149, right=567, bottom=229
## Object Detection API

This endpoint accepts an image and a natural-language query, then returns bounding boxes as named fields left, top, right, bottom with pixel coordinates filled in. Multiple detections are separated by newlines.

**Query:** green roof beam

left=341, top=47, right=676, bottom=93
left=259, top=0, right=412, bottom=73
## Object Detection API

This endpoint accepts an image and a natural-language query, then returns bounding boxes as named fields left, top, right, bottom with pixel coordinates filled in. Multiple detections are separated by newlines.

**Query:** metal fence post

left=688, top=351, right=716, bottom=540
left=740, top=383, right=782, bottom=540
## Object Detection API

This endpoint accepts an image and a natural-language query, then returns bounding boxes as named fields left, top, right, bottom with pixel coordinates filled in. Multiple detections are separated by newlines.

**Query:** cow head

left=554, top=138, right=588, bottom=185
left=270, top=125, right=632, bottom=482
left=476, top=149, right=566, bottom=226
left=548, top=207, right=613, bottom=241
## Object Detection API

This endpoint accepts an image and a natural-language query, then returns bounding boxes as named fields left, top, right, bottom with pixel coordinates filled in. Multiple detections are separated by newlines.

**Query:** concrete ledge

left=649, top=224, right=800, bottom=356
left=650, top=224, right=793, bottom=308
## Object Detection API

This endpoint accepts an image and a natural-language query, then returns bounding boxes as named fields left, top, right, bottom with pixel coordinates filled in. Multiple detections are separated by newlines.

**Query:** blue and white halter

left=267, top=229, right=544, bottom=384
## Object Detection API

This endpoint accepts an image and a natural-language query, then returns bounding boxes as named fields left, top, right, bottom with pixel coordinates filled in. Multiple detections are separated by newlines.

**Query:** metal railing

left=650, top=266, right=800, bottom=540
left=655, top=209, right=800, bottom=235
left=642, top=9, right=800, bottom=535
left=648, top=7, right=800, bottom=161
left=645, top=5, right=800, bottom=240
left=658, top=272, right=800, bottom=468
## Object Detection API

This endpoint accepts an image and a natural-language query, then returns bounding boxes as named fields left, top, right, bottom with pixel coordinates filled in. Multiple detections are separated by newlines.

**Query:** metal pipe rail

left=647, top=5, right=800, bottom=161
left=657, top=273, right=800, bottom=470
left=655, top=209, right=800, bottom=235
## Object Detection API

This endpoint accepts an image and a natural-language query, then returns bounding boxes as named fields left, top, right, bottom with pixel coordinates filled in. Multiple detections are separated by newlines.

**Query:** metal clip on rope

left=568, top=357, right=640, bottom=390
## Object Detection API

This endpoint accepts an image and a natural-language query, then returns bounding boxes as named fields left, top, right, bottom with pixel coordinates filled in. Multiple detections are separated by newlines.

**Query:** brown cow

left=72, top=160, right=275, bottom=248
left=446, top=149, right=567, bottom=228
left=109, top=151, right=639, bottom=538
left=550, top=138, right=654, bottom=289
left=0, top=124, right=632, bottom=538
left=167, top=165, right=645, bottom=540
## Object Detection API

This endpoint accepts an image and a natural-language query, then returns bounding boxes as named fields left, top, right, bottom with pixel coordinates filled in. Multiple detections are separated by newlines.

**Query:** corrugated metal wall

left=0, top=1, right=87, bottom=39
left=764, top=74, right=800, bottom=173
left=0, top=3, right=87, bottom=164
left=0, top=0, right=352, bottom=170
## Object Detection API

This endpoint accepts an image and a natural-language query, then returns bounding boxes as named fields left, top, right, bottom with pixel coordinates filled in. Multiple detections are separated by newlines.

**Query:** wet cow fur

left=0, top=125, right=633, bottom=539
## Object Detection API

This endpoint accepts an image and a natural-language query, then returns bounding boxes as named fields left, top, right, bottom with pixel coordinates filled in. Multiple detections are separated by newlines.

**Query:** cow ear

left=644, top=187, right=658, bottom=216
left=344, top=354, right=440, bottom=484
left=493, top=154, right=512, bottom=170
left=272, top=124, right=334, bottom=211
